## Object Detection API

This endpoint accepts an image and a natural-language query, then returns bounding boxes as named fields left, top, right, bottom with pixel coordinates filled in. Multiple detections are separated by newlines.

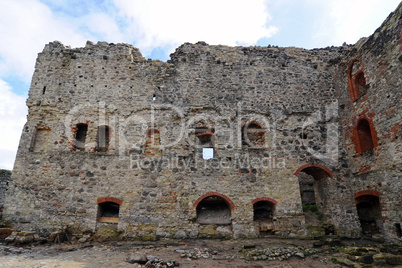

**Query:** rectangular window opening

left=98, top=202, right=120, bottom=224
left=96, top=126, right=110, bottom=152
left=396, top=223, right=402, bottom=238
left=202, top=147, right=214, bottom=160
left=74, top=124, right=88, bottom=151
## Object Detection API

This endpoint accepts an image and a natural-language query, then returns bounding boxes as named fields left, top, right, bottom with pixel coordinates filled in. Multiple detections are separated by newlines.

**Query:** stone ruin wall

left=0, top=170, right=11, bottom=219
left=334, top=4, right=402, bottom=241
left=2, top=3, right=401, bottom=242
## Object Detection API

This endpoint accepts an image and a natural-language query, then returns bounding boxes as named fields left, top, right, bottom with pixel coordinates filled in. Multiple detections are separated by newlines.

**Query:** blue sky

left=0, top=0, right=400, bottom=169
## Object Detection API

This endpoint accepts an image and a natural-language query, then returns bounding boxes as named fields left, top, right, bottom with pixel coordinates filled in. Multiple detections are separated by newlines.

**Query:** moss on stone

left=138, top=234, right=158, bottom=241
left=91, top=226, right=122, bottom=242
left=0, top=169, right=11, bottom=175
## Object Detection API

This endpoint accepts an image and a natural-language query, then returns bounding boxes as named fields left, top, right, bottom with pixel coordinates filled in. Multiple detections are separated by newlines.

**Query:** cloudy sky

left=0, top=0, right=400, bottom=169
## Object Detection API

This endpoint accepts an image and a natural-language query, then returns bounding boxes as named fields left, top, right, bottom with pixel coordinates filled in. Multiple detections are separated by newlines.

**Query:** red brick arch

left=354, top=190, right=380, bottom=205
left=354, top=190, right=380, bottom=199
left=352, top=114, right=378, bottom=154
left=251, top=197, right=277, bottom=205
left=347, top=58, right=366, bottom=101
left=294, top=163, right=334, bottom=177
left=193, top=192, right=235, bottom=210
left=97, top=197, right=123, bottom=206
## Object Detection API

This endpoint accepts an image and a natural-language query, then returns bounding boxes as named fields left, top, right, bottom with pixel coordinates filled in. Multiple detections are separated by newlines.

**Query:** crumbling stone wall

left=0, top=170, right=11, bottom=219
left=333, top=2, right=402, bottom=242
left=3, top=3, right=401, bottom=241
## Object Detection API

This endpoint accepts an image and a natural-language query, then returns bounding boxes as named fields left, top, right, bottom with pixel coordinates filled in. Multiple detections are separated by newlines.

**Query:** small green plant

left=316, top=211, right=324, bottom=221
left=0, top=219, right=13, bottom=228
left=302, top=204, right=318, bottom=212
left=332, top=245, right=345, bottom=252
left=0, top=169, right=11, bottom=175
left=303, top=204, right=325, bottom=221
left=331, top=257, right=342, bottom=264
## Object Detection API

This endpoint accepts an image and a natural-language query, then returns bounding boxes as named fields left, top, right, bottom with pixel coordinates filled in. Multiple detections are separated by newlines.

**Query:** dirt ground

left=0, top=237, right=360, bottom=268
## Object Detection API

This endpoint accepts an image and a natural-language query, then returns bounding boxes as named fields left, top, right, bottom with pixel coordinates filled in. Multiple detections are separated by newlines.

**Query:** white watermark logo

left=63, top=100, right=339, bottom=171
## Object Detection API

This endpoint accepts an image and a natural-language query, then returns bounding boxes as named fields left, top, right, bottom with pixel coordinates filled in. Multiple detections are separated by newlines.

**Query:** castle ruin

left=2, top=3, right=401, bottom=242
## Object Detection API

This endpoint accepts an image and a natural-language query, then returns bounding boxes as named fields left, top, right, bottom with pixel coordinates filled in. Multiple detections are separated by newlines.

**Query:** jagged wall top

left=41, top=40, right=146, bottom=62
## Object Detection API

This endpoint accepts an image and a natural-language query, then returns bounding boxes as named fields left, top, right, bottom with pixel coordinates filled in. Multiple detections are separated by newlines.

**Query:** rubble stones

left=4, top=231, right=40, bottom=245
left=126, top=252, right=179, bottom=267
left=240, top=246, right=320, bottom=261
left=126, top=253, right=147, bottom=264
left=1, top=3, right=401, bottom=242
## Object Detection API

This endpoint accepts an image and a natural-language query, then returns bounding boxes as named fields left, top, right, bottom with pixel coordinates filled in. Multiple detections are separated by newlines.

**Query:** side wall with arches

left=334, top=5, right=402, bottom=241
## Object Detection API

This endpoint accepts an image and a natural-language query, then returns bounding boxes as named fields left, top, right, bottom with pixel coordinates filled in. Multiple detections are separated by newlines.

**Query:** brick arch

left=354, top=190, right=382, bottom=209
left=241, top=119, right=267, bottom=128
left=347, top=58, right=366, bottom=101
left=251, top=197, right=277, bottom=205
left=294, top=163, right=334, bottom=178
left=193, top=192, right=235, bottom=210
left=97, top=197, right=123, bottom=206
left=354, top=190, right=380, bottom=199
left=354, top=190, right=381, bottom=206
left=352, top=114, right=378, bottom=154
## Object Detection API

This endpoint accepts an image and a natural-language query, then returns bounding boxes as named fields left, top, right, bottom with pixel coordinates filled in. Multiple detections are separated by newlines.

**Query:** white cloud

left=0, top=0, right=92, bottom=82
left=82, top=12, right=127, bottom=43
left=114, top=0, right=278, bottom=55
left=311, top=0, right=401, bottom=46
left=0, top=80, right=27, bottom=170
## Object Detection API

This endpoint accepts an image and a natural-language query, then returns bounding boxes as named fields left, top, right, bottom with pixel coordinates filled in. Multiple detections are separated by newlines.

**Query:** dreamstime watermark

left=63, top=99, right=340, bottom=170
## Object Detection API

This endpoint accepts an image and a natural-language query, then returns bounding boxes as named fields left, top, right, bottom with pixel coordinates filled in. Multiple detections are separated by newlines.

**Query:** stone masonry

left=3, top=3, right=401, bottom=242
left=0, top=170, right=11, bottom=220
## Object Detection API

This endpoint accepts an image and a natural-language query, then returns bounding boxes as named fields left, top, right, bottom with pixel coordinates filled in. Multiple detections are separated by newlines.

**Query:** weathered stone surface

left=173, top=230, right=187, bottom=239
left=385, top=255, right=402, bottom=265
left=1, top=3, right=401, bottom=241
left=126, top=253, right=147, bottom=264
left=0, top=170, right=11, bottom=220
left=91, top=226, right=121, bottom=242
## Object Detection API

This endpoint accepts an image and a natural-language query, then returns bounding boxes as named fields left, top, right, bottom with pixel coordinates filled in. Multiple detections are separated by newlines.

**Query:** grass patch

left=303, top=204, right=324, bottom=221
left=302, top=204, right=318, bottom=212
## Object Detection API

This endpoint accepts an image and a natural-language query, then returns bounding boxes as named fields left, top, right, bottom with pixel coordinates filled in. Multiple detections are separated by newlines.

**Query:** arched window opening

left=98, top=201, right=120, bottom=223
left=96, top=125, right=110, bottom=152
left=195, top=125, right=215, bottom=159
left=355, top=71, right=366, bottom=91
left=195, top=126, right=214, bottom=144
left=295, top=164, right=333, bottom=227
left=348, top=59, right=367, bottom=101
left=242, top=122, right=265, bottom=148
left=357, top=119, right=374, bottom=153
left=196, top=196, right=231, bottom=225
left=298, top=172, right=316, bottom=206
left=74, top=123, right=88, bottom=151
left=145, top=129, right=161, bottom=156
left=355, top=195, right=382, bottom=236
left=253, top=201, right=275, bottom=234
left=253, top=201, right=274, bottom=221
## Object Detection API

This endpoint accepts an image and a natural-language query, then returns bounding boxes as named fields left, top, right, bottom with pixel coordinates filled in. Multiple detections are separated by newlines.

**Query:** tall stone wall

left=0, top=170, right=11, bottom=220
left=3, top=3, right=401, bottom=241
left=334, top=2, right=402, bottom=241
